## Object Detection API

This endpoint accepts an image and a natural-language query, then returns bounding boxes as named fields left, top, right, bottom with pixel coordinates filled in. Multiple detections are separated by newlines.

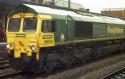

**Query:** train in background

left=6, top=3, right=125, bottom=73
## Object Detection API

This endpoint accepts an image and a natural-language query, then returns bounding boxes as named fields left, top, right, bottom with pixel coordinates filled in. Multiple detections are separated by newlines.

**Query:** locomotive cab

left=6, top=12, right=55, bottom=71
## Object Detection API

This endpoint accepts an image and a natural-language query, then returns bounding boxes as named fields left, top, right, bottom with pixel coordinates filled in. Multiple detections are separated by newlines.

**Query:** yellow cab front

left=6, top=13, right=40, bottom=60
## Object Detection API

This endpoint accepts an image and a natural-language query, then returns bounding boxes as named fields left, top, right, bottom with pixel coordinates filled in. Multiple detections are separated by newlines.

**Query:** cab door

left=38, top=19, right=55, bottom=48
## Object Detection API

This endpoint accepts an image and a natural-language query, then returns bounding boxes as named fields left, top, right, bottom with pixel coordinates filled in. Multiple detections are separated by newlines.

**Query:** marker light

left=6, top=44, right=10, bottom=49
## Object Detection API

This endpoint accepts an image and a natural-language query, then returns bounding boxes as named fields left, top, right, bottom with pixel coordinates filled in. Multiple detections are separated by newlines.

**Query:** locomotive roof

left=13, top=4, right=125, bottom=25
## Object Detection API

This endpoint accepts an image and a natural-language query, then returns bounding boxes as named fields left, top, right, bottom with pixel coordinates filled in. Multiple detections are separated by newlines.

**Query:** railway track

left=0, top=58, right=10, bottom=69
left=0, top=42, right=7, bottom=58
left=102, top=67, right=125, bottom=79
left=1, top=42, right=125, bottom=79
left=0, top=55, right=23, bottom=79
left=0, top=53, right=125, bottom=79
left=0, top=43, right=10, bottom=69
left=0, top=57, right=23, bottom=79
left=0, top=43, right=24, bottom=79
left=0, top=68, right=23, bottom=79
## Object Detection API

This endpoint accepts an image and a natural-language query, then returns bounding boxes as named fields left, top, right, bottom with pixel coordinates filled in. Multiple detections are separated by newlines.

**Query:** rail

left=101, top=67, right=125, bottom=79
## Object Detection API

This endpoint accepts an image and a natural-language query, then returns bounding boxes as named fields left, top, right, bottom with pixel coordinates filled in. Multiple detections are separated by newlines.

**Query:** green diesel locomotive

left=6, top=3, right=125, bottom=73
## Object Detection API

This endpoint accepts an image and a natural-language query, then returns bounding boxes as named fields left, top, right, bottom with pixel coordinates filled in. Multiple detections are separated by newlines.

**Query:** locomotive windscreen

left=23, top=17, right=37, bottom=32
left=8, top=18, right=21, bottom=32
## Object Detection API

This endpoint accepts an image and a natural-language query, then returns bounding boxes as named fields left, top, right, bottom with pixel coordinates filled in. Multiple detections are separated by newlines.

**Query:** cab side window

left=42, top=20, right=56, bottom=32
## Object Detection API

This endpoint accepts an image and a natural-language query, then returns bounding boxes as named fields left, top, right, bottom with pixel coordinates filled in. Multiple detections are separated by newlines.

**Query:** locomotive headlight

left=6, top=43, right=13, bottom=49
left=6, top=44, right=10, bottom=49
left=31, top=46, right=36, bottom=51
left=29, top=45, right=36, bottom=51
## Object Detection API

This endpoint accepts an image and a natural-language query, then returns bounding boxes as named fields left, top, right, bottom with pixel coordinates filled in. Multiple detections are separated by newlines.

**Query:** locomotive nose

left=11, top=39, right=37, bottom=58
left=9, top=51, right=41, bottom=73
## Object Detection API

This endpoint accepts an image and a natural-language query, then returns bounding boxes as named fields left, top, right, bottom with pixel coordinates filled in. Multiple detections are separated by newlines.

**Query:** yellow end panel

left=38, top=33, right=55, bottom=47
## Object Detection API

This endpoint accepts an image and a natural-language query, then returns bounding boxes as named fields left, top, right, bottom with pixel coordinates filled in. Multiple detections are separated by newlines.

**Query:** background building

left=30, top=0, right=85, bottom=10
left=101, top=8, right=125, bottom=20
left=31, top=0, right=43, bottom=3
left=43, top=0, right=84, bottom=10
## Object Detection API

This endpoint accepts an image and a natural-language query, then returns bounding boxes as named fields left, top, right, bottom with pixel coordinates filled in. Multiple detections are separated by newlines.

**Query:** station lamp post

left=68, top=0, right=71, bottom=8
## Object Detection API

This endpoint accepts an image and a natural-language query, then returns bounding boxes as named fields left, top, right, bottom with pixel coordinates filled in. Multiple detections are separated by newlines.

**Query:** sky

left=68, top=0, right=125, bottom=13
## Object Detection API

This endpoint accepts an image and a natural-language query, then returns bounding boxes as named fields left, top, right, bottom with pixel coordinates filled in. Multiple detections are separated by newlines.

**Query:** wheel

left=29, top=60, right=41, bottom=73
left=44, top=61, right=54, bottom=74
